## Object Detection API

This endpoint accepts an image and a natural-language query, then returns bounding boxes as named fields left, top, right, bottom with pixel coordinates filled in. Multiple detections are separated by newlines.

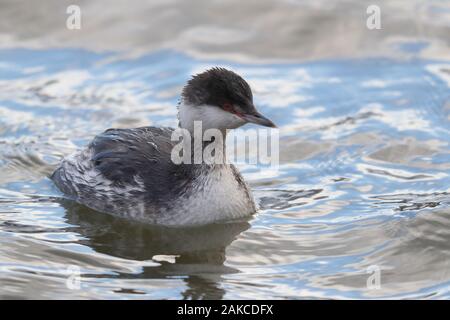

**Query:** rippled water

left=1, top=0, right=450, bottom=299
left=1, top=47, right=449, bottom=299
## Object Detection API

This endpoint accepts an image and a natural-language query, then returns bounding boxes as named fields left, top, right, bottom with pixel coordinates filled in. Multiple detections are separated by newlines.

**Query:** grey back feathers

left=53, top=127, right=194, bottom=211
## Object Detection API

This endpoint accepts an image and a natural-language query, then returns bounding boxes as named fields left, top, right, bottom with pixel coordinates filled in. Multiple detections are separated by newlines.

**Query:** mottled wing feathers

left=89, top=127, right=171, bottom=185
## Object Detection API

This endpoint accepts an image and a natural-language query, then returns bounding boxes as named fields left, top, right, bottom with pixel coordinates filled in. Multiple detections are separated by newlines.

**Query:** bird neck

left=177, top=101, right=229, bottom=165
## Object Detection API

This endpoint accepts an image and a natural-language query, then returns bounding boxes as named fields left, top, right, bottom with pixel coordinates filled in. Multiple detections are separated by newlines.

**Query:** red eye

left=223, top=103, right=233, bottom=112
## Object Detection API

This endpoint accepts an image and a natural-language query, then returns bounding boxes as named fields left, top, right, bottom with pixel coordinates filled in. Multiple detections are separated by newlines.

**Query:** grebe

left=51, top=68, right=276, bottom=226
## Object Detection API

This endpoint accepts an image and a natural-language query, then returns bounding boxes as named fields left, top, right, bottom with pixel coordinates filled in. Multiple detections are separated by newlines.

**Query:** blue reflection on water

left=0, top=48, right=449, bottom=299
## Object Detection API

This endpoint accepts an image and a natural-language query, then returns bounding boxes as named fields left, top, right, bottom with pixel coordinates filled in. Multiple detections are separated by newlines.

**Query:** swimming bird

left=51, top=68, right=276, bottom=226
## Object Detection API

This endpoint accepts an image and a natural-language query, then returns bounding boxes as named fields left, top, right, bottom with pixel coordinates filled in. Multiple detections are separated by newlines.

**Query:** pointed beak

left=241, top=111, right=277, bottom=128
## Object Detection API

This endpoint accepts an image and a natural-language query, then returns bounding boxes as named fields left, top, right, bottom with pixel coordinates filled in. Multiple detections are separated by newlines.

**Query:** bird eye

left=223, top=103, right=233, bottom=112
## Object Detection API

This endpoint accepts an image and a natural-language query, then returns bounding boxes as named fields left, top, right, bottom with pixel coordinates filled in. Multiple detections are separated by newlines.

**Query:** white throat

left=178, top=101, right=246, bottom=134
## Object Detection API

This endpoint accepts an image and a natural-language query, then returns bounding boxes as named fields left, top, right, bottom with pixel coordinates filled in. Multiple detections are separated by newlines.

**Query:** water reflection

left=60, top=200, right=250, bottom=299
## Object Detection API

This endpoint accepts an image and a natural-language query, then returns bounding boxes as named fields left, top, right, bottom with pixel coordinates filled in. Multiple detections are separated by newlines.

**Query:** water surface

left=1, top=47, right=449, bottom=299
left=1, top=0, right=450, bottom=300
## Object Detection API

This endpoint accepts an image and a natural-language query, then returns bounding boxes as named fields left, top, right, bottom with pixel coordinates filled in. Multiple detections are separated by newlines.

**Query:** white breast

left=159, top=165, right=257, bottom=226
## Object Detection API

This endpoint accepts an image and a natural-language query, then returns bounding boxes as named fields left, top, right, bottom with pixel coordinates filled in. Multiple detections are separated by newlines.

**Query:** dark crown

left=181, top=67, right=254, bottom=111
